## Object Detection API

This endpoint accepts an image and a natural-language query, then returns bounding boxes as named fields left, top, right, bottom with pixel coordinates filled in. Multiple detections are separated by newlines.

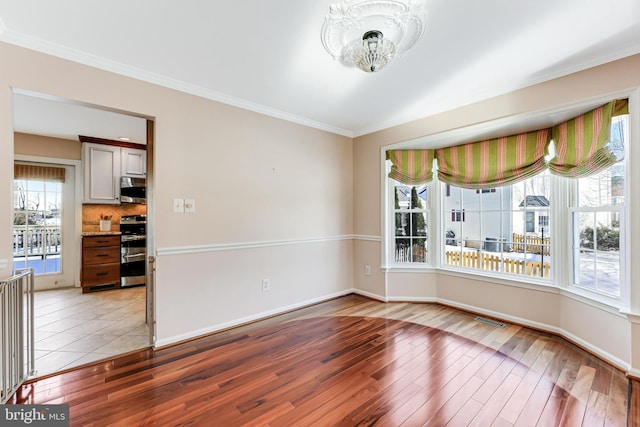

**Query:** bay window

left=385, top=98, right=629, bottom=305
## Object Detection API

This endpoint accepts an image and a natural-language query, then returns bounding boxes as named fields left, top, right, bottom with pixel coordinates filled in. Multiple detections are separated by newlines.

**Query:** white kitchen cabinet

left=83, top=143, right=120, bottom=204
left=121, top=147, right=146, bottom=177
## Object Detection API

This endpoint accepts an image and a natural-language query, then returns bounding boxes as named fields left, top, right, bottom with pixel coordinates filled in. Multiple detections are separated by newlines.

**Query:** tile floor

left=32, top=286, right=149, bottom=377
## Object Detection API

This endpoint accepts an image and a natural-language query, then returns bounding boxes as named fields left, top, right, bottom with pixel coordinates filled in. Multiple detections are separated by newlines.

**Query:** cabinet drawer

left=83, top=235, right=120, bottom=248
left=83, top=246, right=120, bottom=265
left=82, top=263, right=120, bottom=285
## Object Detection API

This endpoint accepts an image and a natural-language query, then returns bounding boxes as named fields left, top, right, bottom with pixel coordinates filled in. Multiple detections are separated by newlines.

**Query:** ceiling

left=2, top=0, right=640, bottom=141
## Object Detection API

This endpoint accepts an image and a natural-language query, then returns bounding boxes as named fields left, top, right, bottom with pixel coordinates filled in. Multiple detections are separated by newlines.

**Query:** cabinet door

left=121, top=147, right=146, bottom=177
left=83, top=143, right=120, bottom=204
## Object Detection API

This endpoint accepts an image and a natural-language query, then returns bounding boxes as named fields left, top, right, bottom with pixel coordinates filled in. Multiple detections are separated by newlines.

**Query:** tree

left=580, top=225, right=619, bottom=250
left=410, top=187, right=427, bottom=261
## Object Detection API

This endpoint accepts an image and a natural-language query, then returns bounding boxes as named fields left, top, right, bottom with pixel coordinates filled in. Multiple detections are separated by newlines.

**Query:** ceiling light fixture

left=321, top=0, right=426, bottom=73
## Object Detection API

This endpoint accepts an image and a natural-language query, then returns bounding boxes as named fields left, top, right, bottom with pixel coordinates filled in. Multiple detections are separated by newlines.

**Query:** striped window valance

left=386, top=98, right=628, bottom=188
left=386, top=149, right=435, bottom=185
left=14, top=164, right=65, bottom=182
left=548, top=99, right=628, bottom=178
left=435, top=129, right=551, bottom=189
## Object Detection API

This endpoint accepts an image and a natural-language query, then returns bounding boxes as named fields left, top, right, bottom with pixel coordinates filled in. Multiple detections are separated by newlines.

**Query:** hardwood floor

left=9, top=295, right=634, bottom=426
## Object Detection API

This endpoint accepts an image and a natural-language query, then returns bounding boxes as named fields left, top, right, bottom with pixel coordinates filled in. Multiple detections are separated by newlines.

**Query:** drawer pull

left=96, top=239, right=110, bottom=243
left=97, top=272, right=109, bottom=276
left=96, top=254, right=109, bottom=257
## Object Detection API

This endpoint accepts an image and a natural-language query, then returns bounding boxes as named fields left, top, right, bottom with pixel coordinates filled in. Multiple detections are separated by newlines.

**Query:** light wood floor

left=11, top=295, right=635, bottom=426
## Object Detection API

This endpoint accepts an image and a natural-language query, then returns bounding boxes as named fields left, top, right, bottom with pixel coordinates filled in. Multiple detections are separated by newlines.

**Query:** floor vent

left=474, top=316, right=506, bottom=328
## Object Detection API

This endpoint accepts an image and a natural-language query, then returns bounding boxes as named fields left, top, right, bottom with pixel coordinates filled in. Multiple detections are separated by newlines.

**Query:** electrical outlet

left=365, top=265, right=371, bottom=276
left=184, top=198, right=196, bottom=213
left=262, top=278, right=271, bottom=292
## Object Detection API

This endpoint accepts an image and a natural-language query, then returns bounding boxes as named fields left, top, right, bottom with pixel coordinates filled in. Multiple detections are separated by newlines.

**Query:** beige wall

left=3, top=38, right=640, bottom=374
left=14, top=132, right=81, bottom=160
left=0, top=41, right=353, bottom=345
left=353, top=54, right=640, bottom=373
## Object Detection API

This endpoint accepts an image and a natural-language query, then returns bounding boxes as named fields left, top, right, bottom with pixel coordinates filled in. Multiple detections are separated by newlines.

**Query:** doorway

left=13, top=161, right=77, bottom=290
left=12, top=89, right=155, bottom=377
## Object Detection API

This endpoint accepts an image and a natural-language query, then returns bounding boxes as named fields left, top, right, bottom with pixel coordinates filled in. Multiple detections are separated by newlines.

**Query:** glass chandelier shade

left=350, top=31, right=396, bottom=73
left=320, top=0, right=426, bottom=73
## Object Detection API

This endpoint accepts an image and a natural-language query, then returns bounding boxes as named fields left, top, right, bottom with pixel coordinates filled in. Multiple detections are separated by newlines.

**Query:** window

left=451, top=209, right=465, bottom=222
left=443, top=172, right=551, bottom=279
left=538, top=215, right=549, bottom=227
left=570, top=115, right=627, bottom=297
left=525, top=212, right=535, bottom=232
left=385, top=98, right=629, bottom=306
left=392, top=181, right=428, bottom=263
left=13, top=177, right=63, bottom=274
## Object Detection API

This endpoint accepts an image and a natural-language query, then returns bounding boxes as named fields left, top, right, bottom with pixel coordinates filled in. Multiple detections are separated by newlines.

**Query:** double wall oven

left=119, top=214, right=146, bottom=287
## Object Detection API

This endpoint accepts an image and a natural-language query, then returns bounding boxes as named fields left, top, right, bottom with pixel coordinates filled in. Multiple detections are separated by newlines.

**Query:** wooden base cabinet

left=81, top=235, right=120, bottom=293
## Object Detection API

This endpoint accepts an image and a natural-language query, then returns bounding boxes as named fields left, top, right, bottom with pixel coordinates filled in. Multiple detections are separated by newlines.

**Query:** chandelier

left=321, top=0, right=426, bottom=73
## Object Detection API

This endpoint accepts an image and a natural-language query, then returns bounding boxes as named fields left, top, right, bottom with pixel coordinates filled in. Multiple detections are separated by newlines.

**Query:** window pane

left=395, top=186, right=410, bottom=210
left=412, top=239, right=427, bottom=263
left=395, top=238, right=411, bottom=263
left=395, top=213, right=408, bottom=236
left=443, top=173, right=551, bottom=280
left=392, top=181, right=428, bottom=264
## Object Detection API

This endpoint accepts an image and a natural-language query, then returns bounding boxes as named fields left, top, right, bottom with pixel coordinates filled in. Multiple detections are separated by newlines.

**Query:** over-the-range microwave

left=120, top=176, right=146, bottom=204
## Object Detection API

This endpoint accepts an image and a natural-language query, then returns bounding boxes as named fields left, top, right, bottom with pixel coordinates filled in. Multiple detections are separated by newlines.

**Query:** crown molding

left=0, top=30, right=354, bottom=138
left=3, top=27, right=640, bottom=140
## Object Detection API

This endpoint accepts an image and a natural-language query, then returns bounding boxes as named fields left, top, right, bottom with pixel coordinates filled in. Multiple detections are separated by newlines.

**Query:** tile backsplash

left=82, top=204, right=146, bottom=232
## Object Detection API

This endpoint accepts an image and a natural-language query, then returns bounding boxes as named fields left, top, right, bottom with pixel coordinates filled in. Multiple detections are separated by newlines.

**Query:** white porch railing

left=1, top=268, right=36, bottom=404
left=13, top=225, right=61, bottom=257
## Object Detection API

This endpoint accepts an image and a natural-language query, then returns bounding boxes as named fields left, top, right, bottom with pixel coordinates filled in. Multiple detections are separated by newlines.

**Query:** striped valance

left=14, top=164, right=65, bottom=182
left=387, top=98, right=628, bottom=188
left=548, top=99, right=627, bottom=178
left=386, top=149, right=435, bottom=185
left=435, top=129, right=551, bottom=189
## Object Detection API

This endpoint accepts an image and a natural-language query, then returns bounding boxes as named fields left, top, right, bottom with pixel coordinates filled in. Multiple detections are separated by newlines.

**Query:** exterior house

left=442, top=184, right=513, bottom=250
left=2, top=30, right=640, bottom=388
left=517, top=195, right=550, bottom=236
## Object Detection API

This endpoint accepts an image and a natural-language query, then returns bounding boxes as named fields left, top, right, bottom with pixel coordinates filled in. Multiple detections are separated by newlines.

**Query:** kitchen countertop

left=82, top=231, right=122, bottom=237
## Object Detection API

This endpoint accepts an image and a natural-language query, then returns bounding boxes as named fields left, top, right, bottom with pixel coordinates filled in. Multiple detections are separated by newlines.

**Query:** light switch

left=184, top=198, right=196, bottom=213
left=173, top=198, right=184, bottom=213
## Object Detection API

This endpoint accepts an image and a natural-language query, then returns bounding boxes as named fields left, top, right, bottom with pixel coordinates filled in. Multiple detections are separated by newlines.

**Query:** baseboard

left=352, top=289, right=387, bottom=302
left=154, top=288, right=354, bottom=348
left=417, top=296, right=631, bottom=374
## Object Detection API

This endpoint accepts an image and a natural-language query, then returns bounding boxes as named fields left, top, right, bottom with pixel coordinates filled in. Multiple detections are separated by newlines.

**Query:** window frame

left=387, top=179, right=431, bottom=266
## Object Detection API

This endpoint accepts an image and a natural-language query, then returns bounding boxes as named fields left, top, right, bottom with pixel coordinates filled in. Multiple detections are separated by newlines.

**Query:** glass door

left=13, top=163, right=76, bottom=289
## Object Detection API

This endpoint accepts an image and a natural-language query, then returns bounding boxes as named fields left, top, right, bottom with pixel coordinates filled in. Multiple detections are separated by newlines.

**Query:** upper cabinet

left=83, top=143, right=121, bottom=204
left=121, top=147, right=146, bottom=177
left=81, top=137, right=147, bottom=204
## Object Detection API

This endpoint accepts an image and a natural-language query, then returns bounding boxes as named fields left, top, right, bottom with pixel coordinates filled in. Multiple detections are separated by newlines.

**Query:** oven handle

left=123, top=253, right=146, bottom=260
left=121, top=235, right=146, bottom=242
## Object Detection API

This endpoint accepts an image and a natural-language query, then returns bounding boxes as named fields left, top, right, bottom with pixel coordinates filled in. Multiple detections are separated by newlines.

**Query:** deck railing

left=1, top=268, right=35, bottom=404
left=13, top=225, right=61, bottom=257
